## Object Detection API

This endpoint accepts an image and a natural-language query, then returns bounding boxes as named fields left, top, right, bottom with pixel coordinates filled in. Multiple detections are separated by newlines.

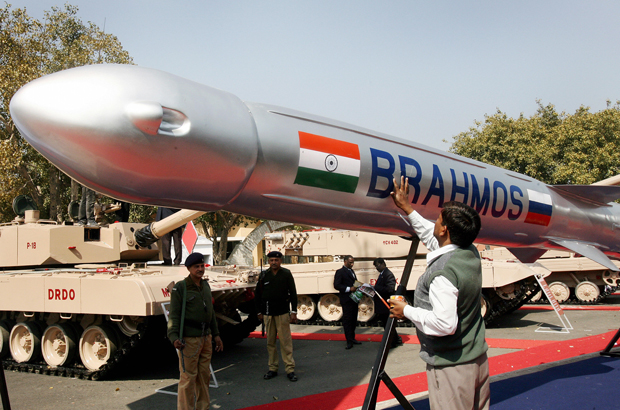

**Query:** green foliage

left=129, top=205, right=156, bottom=224
left=449, top=101, right=620, bottom=185
left=0, top=3, right=134, bottom=222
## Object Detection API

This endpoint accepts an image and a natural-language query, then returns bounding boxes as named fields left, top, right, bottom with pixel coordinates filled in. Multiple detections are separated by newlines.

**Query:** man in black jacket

left=333, top=255, right=361, bottom=349
left=373, top=258, right=403, bottom=347
left=256, top=251, right=298, bottom=381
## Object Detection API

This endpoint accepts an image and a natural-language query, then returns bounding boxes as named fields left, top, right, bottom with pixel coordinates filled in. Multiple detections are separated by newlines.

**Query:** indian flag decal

left=294, top=131, right=360, bottom=193
left=524, top=189, right=553, bottom=226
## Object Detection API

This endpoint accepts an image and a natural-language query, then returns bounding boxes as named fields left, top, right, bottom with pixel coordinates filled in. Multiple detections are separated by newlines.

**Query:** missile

left=10, top=64, right=620, bottom=271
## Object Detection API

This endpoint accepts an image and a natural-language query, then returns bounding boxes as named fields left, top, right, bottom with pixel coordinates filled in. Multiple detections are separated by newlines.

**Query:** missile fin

left=549, top=238, right=620, bottom=272
left=506, top=248, right=547, bottom=263
left=549, top=185, right=620, bottom=206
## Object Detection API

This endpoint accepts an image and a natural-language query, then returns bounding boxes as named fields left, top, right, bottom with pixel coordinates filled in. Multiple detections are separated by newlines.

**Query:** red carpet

left=241, top=330, right=617, bottom=410
left=248, top=332, right=556, bottom=349
left=519, top=304, right=620, bottom=311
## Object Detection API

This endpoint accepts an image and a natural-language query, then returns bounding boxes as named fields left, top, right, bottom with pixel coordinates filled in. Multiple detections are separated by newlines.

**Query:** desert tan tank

left=264, top=230, right=548, bottom=326
left=481, top=247, right=620, bottom=304
left=0, top=208, right=259, bottom=379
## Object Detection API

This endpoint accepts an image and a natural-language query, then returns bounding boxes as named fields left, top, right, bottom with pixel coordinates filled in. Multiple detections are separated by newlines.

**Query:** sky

left=8, top=1, right=620, bottom=150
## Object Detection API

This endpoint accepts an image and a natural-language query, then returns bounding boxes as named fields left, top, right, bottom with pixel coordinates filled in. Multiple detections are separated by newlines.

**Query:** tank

left=0, top=208, right=259, bottom=379
left=481, top=247, right=620, bottom=304
left=264, top=229, right=548, bottom=326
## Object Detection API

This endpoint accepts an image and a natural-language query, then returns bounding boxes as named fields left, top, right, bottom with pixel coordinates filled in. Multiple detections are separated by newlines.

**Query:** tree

left=0, top=3, right=133, bottom=222
left=449, top=101, right=620, bottom=185
left=225, top=220, right=296, bottom=266
left=195, top=211, right=262, bottom=266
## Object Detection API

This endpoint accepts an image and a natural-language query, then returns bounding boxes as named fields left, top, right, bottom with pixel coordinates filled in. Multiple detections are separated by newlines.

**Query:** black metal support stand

left=0, top=358, right=11, bottom=410
left=362, top=238, right=420, bottom=410
left=600, top=327, right=620, bottom=357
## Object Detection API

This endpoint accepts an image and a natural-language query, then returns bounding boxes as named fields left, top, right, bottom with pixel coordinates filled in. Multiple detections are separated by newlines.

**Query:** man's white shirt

left=403, top=211, right=459, bottom=336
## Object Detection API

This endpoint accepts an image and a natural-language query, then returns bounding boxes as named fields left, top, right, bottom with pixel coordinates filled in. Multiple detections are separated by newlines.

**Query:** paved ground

left=3, top=301, right=620, bottom=410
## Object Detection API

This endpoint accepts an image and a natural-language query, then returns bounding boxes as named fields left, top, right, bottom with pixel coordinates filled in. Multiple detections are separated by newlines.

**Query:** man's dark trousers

left=341, top=297, right=358, bottom=343
left=162, top=227, right=183, bottom=265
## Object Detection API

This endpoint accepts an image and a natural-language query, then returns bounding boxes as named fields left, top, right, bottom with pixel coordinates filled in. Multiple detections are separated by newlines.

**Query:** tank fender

left=486, top=261, right=551, bottom=288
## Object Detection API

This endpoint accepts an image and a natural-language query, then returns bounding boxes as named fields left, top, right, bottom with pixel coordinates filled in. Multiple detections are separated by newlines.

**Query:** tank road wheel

left=357, top=296, right=375, bottom=322
left=548, top=281, right=571, bottom=303
left=496, top=283, right=517, bottom=300
left=0, top=320, right=15, bottom=359
left=574, top=281, right=600, bottom=303
left=42, top=324, right=78, bottom=367
left=529, top=290, right=543, bottom=303
left=79, top=324, right=119, bottom=371
left=318, top=294, right=343, bottom=322
left=9, top=322, right=43, bottom=363
left=602, top=270, right=620, bottom=287
left=117, top=316, right=143, bottom=337
left=296, top=295, right=317, bottom=321
left=480, top=294, right=492, bottom=320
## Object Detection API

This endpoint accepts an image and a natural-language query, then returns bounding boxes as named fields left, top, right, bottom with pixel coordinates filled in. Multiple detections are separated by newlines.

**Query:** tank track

left=483, top=279, right=541, bottom=325
left=527, top=285, right=618, bottom=305
left=2, top=323, right=145, bottom=381
left=296, top=281, right=541, bottom=328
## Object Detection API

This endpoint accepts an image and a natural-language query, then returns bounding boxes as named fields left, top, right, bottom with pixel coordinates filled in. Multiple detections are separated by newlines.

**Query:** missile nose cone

left=10, top=65, right=258, bottom=209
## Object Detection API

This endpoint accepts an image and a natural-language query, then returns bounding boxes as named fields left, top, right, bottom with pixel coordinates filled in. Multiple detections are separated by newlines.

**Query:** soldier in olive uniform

left=168, top=253, right=224, bottom=410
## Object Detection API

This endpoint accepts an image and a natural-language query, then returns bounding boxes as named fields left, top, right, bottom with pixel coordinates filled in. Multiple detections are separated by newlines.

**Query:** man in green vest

left=389, top=176, right=490, bottom=410
left=168, top=252, right=224, bottom=410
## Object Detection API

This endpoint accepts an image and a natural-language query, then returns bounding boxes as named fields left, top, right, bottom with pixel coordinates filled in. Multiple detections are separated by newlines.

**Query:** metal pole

left=0, top=358, right=11, bottom=410
left=379, top=370, right=416, bottom=410
left=362, top=238, right=420, bottom=410
left=601, top=327, right=620, bottom=357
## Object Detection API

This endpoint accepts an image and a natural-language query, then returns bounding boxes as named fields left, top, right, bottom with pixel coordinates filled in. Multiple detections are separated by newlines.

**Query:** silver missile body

left=10, top=65, right=620, bottom=270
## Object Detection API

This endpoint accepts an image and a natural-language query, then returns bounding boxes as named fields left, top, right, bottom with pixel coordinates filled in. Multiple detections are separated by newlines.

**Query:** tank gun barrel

left=134, top=209, right=205, bottom=248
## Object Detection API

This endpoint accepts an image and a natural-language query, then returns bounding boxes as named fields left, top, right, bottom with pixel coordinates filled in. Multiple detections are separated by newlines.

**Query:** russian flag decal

left=294, top=131, right=360, bottom=193
left=525, top=189, right=552, bottom=226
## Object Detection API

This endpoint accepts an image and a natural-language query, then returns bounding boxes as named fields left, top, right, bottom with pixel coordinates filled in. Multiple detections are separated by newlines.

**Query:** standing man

left=256, top=251, right=298, bottom=382
left=77, top=185, right=97, bottom=226
left=333, top=255, right=361, bottom=349
left=167, top=253, right=224, bottom=410
left=157, top=207, right=182, bottom=265
left=389, top=176, right=490, bottom=410
left=372, top=258, right=402, bottom=347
